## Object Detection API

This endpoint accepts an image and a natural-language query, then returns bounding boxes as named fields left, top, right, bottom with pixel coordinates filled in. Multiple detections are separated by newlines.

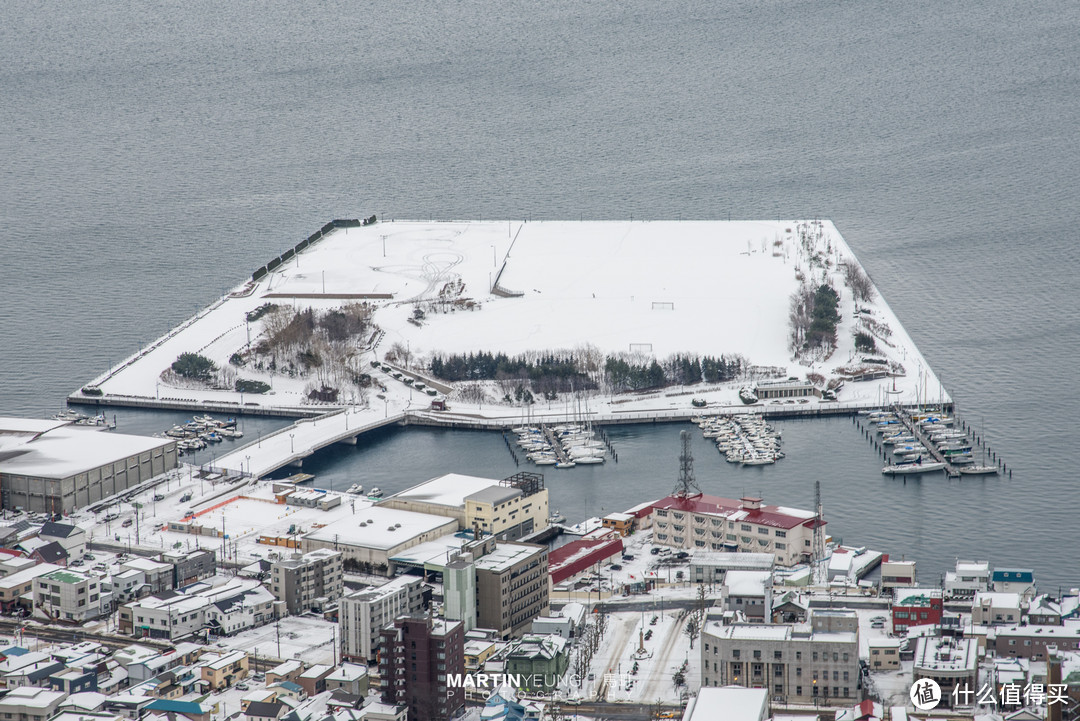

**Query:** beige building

left=270, top=548, right=343, bottom=615
left=32, top=568, right=108, bottom=622
left=701, top=610, right=859, bottom=706
left=868, top=638, right=901, bottom=670
left=301, top=507, right=457, bottom=576
left=652, top=494, right=821, bottom=567
left=379, top=472, right=549, bottom=541
left=474, top=542, right=549, bottom=639
left=198, top=650, right=249, bottom=690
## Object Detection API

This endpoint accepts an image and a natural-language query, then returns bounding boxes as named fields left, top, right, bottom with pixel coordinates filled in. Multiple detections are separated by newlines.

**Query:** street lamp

left=289, top=433, right=295, bottom=454
left=245, top=455, right=251, bottom=477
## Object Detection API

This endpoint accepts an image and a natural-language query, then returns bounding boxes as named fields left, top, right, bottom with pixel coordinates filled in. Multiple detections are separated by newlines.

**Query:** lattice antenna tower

left=672, top=430, right=702, bottom=498
left=813, top=480, right=827, bottom=566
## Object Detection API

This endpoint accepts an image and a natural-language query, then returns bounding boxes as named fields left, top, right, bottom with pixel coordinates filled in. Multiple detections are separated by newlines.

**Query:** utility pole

left=276, top=619, right=281, bottom=658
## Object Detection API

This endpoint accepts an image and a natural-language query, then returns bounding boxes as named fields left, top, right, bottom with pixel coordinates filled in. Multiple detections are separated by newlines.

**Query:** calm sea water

left=2, top=1, right=1078, bottom=589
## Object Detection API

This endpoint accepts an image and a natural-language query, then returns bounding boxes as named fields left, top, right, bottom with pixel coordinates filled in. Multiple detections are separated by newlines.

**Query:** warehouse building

left=0, top=418, right=176, bottom=514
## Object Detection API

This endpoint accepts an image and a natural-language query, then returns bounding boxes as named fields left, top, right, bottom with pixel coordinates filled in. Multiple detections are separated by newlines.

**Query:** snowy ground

left=75, top=220, right=947, bottom=423
left=559, top=609, right=700, bottom=706
left=212, top=615, right=339, bottom=666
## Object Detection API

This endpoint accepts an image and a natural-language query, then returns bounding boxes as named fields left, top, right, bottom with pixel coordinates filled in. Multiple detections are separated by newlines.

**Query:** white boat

left=548, top=510, right=566, bottom=524
left=958, top=465, right=999, bottom=475
left=882, top=434, right=915, bottom=446
left=347, top=483, right=364, bottom=494
left=554, top=461, right=577, bottom=469
left=367, top=488, right=383, bottom=498
left=533, top=458, right=558, bottom=466
left=574, top=456, right=604, bottom=464
left=948, top=455, right=974, bottom=465
left=882, top=461, right=946, bottom=475
left=893, top=445, right=927, bottom=456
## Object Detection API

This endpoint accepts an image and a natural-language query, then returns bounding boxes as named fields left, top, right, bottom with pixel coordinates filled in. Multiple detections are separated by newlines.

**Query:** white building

left=651, top=494, right=821, bottom=567
left=339, top=576, right=426, bottom=662
left=943, top=560, right=989, bottom=598
left=33, top=568, right=108, bottom=622
left=118, top=593, right=209, bottom=641
left=203, top=579, right=276, bottom=636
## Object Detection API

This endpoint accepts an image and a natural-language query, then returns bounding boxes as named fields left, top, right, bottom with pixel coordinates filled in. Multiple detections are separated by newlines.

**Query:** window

left=775, top=530, right=786, bottom=538
left=741, top=524, right=752, bottom=532
left=776, top=543, right=786, bottom=550
left=732, top=649, right=740, bottom=659
left=774, top=651, right=782, bottom=660
left=758, top=527, right=769, bottom=535
left=796, top=685, right=802, bottom=696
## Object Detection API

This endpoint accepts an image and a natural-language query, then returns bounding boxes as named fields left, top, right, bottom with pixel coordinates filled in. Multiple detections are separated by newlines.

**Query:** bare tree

left=843, top=262, right=876, bottom=303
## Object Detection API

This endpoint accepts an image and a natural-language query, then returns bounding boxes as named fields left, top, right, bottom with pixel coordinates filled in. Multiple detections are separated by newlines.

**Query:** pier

left=891, top=409, right=961, bottom=478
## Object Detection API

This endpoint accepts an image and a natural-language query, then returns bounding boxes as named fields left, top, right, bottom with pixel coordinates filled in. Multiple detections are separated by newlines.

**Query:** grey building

left=270, top=548, right=343, bottom=615
left=701, top=610, right=860, bottom=706
left=164, top=548, right=217, bottom=588
left=0, top=418, right=177, bottom=514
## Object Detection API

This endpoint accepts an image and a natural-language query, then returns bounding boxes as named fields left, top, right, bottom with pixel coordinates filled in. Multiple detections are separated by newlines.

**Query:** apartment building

left=32, top=569, right=108, bottom=622
left=270, top=549, right=342, bottom=615
left=701, top=610, right=859, bottom=705
left=339, top=576, right=426, bottom=662
left=474, top=542, right=549, bottom=639
left=652, top=494, right=822, bottom=567
left=379, top=615, right=464, bottom=721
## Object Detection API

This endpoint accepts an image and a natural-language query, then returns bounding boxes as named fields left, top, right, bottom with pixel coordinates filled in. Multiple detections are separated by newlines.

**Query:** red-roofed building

left=549, top=538, right=623, bottom=585
left=650, top=494, right=821, bottom=566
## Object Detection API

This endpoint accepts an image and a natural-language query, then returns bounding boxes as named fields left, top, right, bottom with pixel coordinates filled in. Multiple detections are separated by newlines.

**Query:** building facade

left=652, top=494, right=821, bottom=566
left=379, top=615, right=464, bottom=721
left=270, top=549, right=343, bottom=615
left=339, top=576, right=426, bottom=662
left=32, top=569, right=108, bottom=622
left=701, top=611, right=860, bottom=706
left=475, top=543, right=549, bottom=639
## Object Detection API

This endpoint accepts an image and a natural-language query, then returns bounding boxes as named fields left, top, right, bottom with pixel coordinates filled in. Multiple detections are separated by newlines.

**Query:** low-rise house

left=879, top=560, right=916, bottom=593
left=3, top=659, right=66, bottom=689
left=29, top=542, right=68, bottom=568
left=991, top=569, right=1037, bottom=602
left=57, top=691, right=108, bottom=714
left=972, top=591, right=1023, bottom=626
left=244, top=701, right=288, bottom=721
left=47, top=667, right=98, bottom=694
left=143, top=699, right=210, bottom=721
left=101, top=693, right=153, bottom=719
left=723, top=570, right=773, bottom=623
left=0, top=686, right=69, bottom=721
left=265, top=660, right=304, bottom=686
left=890, top=587, right=943, bottom=634
left=197, top=650, right=248, bottom=690
left=324, top=664, right=368, bottom=696
left=37, top=523, right=86, bottom=559
left=504, top=635, right=569, bottom=693
left=120, top=558, right=173, bottom=595
left=204, top=581, right=275, bottom=637
left=867, top=638, right=901, bottom=671
left=943, top=560, right=989, bottom=599
left=119, top=593, right=208, bottom=641
left=163, top=549, right=216, bottom=588
left=297, top=664, right=333, bottom=696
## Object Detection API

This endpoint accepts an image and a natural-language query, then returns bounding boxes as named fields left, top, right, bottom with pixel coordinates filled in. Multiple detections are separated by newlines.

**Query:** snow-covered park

left=74, top=219, right=947, bottom=426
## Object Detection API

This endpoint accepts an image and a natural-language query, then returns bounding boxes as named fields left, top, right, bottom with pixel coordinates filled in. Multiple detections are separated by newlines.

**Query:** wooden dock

left=892, top=409, right=961, bottom=478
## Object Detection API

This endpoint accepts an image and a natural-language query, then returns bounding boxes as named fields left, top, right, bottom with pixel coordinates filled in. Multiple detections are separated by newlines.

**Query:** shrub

left=855, top=332, right=876, bottom=353
left=172, top=353, right=216, bottom=381
left=234, top=379, right=271, bottom=394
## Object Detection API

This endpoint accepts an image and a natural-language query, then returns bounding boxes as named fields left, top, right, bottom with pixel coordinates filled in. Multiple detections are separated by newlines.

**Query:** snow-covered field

left=75, top=220, right=947, bottom=424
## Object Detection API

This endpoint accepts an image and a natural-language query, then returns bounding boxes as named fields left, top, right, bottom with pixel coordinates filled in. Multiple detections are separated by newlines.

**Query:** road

left=546, top=700, right=684, bottom=720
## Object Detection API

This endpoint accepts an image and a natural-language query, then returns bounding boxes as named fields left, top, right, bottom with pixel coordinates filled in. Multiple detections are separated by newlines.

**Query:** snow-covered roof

left=388, top=473, right=507, bottom=509
left=690, top=552, right=774, bottom=570
left=975, top=591, right=1022, bottom=608
left=304, top=508, right=458, bottom=550
left=387, top=533, right=468, bottom=567
left=913, top=637, right=978, bottom=673
left=725, top=570, right=772, bottom=597
left=684, top=687, right=768, bottom=721
left=0, top=421, right=173, bottom=479
left=474, top=543, right=544, bottom=573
